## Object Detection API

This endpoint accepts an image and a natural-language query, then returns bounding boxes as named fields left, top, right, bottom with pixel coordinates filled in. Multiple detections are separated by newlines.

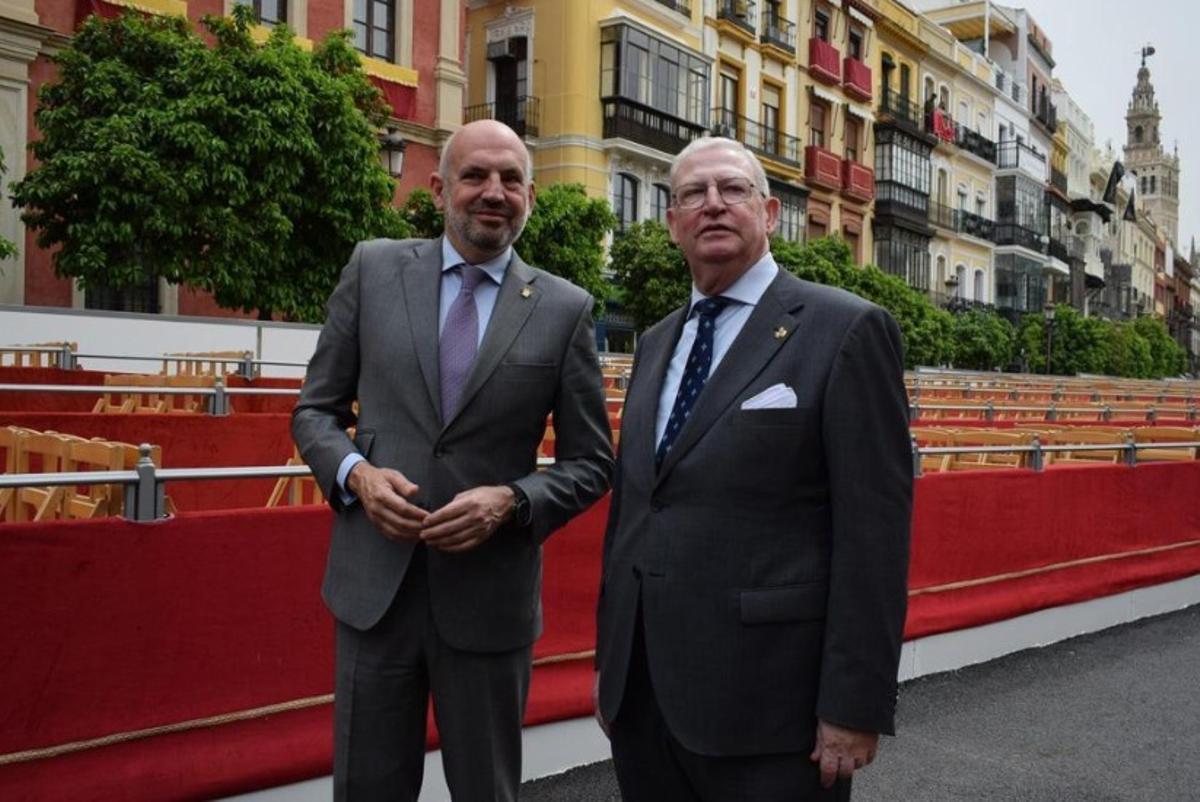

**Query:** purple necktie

left=440, top=264, right=487, bottom=421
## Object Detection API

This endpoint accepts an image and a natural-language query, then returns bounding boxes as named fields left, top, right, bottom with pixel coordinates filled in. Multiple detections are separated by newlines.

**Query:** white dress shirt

left=655, top=253, right=780, bottom=447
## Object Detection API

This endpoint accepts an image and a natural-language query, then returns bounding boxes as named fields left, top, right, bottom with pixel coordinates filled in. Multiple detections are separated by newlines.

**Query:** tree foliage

left=0, top=149, right=18, bottom=264
left=512, top=183, right=614, bottom=311
left=11, top=7, right=408, bottom=321
left=401, top=187, right=443, bottom=239
left=949, top=306, right=1015, bottom=371
left=1132, top=315, right=1187, bottom=378
left=607, top=220, right=690, bottom=330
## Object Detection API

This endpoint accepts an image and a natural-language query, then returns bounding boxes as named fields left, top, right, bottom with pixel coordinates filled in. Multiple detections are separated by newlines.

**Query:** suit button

left=433, top=446, right=446, bottom=458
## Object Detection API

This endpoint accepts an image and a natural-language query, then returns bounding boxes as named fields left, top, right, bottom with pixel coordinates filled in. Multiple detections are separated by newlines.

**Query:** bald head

left=439, top=120, right=534, bottom=183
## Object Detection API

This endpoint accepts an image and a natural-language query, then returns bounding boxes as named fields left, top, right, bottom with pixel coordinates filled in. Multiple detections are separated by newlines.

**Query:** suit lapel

left=622, top=307, right=687, bottom=487
left=656, top=271, right=806, bottom=482
left=401, top=238, right=444, bottom=419
left=445, top=252, right=540, bottom=430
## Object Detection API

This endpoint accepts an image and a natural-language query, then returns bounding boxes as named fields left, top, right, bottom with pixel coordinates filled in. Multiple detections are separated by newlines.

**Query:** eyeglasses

left=672, top=177, right=763, bottom=210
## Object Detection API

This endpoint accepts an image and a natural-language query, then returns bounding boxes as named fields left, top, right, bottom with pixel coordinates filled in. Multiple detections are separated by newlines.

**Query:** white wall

left=0, top=305, right=321, bottom=377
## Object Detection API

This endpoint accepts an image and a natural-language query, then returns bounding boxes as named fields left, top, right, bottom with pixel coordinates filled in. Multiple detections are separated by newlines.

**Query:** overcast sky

left=1010, top=0, right=1199, bottom=254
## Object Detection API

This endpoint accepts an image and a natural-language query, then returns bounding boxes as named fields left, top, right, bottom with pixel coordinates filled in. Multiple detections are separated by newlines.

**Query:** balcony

left=652, top=0, right=692, bottom=15
left=955, top=125, right=996, bottom=163
left=841, top=160, right=874, bottom=202
left=1050, top=167, right=1068, bottom=196
left=717, top=0, right=756, bottom=36
left=928, top=200, right=956, bottom=231
left=927, top=106, right=958, bottom=146
left=995, top=140, right=1046, bottom=180
left=1047, top=237, right=1071, bottom=264
left=804, top=144, right=842, bottom=191
left=601, top=97, right=707, bottom=155
left=878, top=88, right=927, bottom=139
left=842, top=57, right=871, bottom=101
left=1034, top=99, right=1058, bottom=136
left=993, top=223, right=1046, bottom=253
left=712, top=108, right=802, bottom=166
left=464, top=96, right=541, bottom=138
left=761, top=10, right=796, bottom=55
left=874, top=181, right=931, bottom=230
left=959, top=210, right=995, bottom=241
left=808, top=37, right=841, bottom=85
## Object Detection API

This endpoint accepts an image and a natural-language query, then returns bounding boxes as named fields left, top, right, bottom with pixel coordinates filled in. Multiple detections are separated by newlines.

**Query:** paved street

left=520, top=604, right=1200, bottom=801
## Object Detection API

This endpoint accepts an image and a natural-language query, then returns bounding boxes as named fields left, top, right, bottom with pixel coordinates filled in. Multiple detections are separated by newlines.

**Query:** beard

left=445, top=199, right=529, bottom=256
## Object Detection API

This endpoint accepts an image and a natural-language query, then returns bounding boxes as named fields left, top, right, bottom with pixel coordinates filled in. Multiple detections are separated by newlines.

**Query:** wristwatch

left=506, top=482, right=532, bottom=527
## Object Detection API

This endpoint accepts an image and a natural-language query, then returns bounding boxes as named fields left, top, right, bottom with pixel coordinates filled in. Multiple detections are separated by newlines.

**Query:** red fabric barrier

left=0, top=367, right=106, bottom=412
left=906, top=462, right=1200, bottom=638
left=0, top=413, right=294, bottom=511
left=2, top=464, right=1199, bottom=800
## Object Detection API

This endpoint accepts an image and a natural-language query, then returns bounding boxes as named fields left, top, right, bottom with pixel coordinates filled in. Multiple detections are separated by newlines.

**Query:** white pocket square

left=740, top=384, right=797, bottom=410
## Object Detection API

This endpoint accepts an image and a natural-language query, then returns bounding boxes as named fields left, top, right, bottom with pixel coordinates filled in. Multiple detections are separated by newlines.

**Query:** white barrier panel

left=0, top=305, right=321, bottom=377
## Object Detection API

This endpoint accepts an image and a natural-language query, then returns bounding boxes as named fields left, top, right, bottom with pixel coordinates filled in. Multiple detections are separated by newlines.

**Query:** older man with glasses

left=595, top=136, right=913, bottom=801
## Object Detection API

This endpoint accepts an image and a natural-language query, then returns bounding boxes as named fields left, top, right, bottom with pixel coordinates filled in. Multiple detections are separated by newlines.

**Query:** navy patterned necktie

left=440, top=264, right=487, bottom=421
left=656, top=296, right=733, bottom=468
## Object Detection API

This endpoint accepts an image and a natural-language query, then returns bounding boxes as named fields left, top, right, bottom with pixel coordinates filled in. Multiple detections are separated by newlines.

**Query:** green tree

left=1105, top=321, right=1153, bottom=379
left=773, top=236, right=955, bottom=368
left=12, top=7, right=407, bottom=321
left=1132, top=316, right=1186, bottom=378
left=949, top=306, right=1015, bottom=371
left=401, top=187, right=444, bottom=239
left=608, top=220, right=690, bottom=330
left=1044, top=304, right=1109, bottom=376
left=514, top=183, right=614, bottom=311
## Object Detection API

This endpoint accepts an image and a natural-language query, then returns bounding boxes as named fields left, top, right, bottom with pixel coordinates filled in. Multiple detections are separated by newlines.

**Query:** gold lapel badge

left=774, top=326, right=788, bottom=340
left=520, top=286, right=533, bottom=299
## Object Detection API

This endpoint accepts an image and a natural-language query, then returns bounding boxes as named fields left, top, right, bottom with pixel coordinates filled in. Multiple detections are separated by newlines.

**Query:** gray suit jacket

left=293, top=238, right=614, bottom=652
left=596, top=267, right=912, bottom=757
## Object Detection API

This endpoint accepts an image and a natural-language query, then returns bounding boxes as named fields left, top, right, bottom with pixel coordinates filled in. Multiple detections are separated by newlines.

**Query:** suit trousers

left=610, top=602, right=851, bottom=802
left=333, top=546, right=533, bottom=802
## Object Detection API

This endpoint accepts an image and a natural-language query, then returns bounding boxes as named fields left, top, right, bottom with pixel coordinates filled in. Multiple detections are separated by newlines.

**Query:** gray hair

left=668, top=136, right=769, bottom=197
left=437, top=123, right=535, bottom=184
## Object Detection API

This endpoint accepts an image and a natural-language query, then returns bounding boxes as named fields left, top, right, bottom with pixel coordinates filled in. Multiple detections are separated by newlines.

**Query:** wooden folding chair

left=1044, top=429, right=1129, bottom=465
left=11, top=431, right=72, bottom=521
left=1131, top=426, right=1200, bottom=462
left=948, top=430, right=1033, bottom=471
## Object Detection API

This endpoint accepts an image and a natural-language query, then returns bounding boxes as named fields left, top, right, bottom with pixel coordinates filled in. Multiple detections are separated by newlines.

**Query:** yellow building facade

left=465, top=0, right=881, bottom=269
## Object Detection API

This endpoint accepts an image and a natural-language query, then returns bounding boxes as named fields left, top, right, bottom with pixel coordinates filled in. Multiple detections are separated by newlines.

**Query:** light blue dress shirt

left=335, top=240, right=513, bottom=501
left=654, top=253, right=779, bottom=447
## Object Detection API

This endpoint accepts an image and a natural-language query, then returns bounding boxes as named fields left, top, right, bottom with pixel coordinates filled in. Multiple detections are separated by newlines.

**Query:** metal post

left=911, top=435, right=923, bottom=478
left=1146, top=406, right=1157, bottom=422
left=210, top=376, right=230, bottom=416
left=1124, top=433, right=1138, bottom=467
left=1102, top=405, right=1113, bottom=422
left=1188, top=406, right=1197, bottom=422
left=985, top=400, right=994, bottom=422
left=1029, top=435, right=1044, bottom=471
left=238, top=353, right=255, bottom=379
left=1046, top=404, right=1057, bottom=421
left=59, top=343, right=77, bottom=370
left=130, top=443, right=163, bottom=521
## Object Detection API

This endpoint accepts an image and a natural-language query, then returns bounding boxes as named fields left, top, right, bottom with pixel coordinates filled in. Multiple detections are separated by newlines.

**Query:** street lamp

left=378, top=126, right=407, bottom=179
left=1043, top=303, right=1056, bottom=375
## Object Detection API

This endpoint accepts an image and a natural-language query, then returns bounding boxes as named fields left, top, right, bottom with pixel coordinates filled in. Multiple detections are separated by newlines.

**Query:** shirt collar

left=441, top=238, right=511, bottom=286
left=689, top=251, right=779, bottom=313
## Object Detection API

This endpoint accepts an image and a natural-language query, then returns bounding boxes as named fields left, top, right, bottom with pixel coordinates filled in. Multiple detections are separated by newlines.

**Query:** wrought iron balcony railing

left=601, top=97, right=706, bottom=155
left=464, top=96, right=541, bottom=138
left=710, top=108, right=803, bottom=166
left=652, top=0, right=693, bottom=16
left=878, top=88, right=924, bottom=135
left=761, top=11, right=795, bottom=53
left=993, top=223, right=1046, bottom=252
left=717, top=0, right=756, bottom=34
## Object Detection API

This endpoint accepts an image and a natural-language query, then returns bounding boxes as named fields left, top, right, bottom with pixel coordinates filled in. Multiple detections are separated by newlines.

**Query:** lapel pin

left=521, top=286, right=533, bottom=299
left=774, top=326, right=788, bottom=340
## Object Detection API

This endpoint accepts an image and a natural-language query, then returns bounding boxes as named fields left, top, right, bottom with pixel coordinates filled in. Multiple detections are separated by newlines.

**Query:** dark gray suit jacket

left=293, top=237, right=614, bottom=652
left=596, top=267, right=912, bottom=757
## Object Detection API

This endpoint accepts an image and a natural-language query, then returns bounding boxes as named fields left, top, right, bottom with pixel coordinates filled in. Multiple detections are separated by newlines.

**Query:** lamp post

left=378, top=126, right=406, bottom=179
left=1043, top=303, right=1056, bottom=375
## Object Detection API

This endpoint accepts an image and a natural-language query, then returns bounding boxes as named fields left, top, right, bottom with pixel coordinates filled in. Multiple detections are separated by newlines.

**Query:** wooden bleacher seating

left=92, top=373, right=218, bottom=414
left=947, top=430, right=1033, bottom=471
left=162, top=350, right=250, bottom=377
left=0, top=341, right=77, bottom=368
left=1131, top=426, right=1200, bottom=462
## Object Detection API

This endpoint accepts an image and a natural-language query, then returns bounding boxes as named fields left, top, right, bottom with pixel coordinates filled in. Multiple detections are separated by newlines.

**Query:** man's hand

left=346, top=461, right=428, bottom=542
left=593, top=671, right=610, bottom=737
left=420, top=485, right=515, bottom=553
left=810, top=719, right=879, bottom=789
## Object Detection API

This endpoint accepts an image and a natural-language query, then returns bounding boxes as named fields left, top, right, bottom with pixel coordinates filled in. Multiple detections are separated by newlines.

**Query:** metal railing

left=601, top=96, right=707, bottom=155
left=993, top=223, right=1045, bottom=252
left=878, top=88, right=924, bottom=133
left=761, top=10, right=795, bottom=52
left=1, top=346, right=308, bottom=377
left=910, top=436, right=1198, bottom=477
left=909, top=401, right=1198, bottom=422
left=995, top=140, right=1046, bottom=174
left=652, top=0, right=692, bottom=15
left=0, top=380, right=299, bottom=416
left=710, top=108, right=802, bottom=166
left=463, top=96, right=541, bottom=138
left=716, top=0, right=756, bottom=34
left=0, top=447, right=557, bottom=522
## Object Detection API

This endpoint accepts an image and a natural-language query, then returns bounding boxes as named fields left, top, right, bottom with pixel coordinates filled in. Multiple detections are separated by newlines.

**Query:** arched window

left=955, top=264, right=967, bottom=299
left=973, top=269, right=985, bottom=302
left=936, top=254, right=947, bottom=289
left=614, top=173, right=639, bottom=231
left=923, top=76, right=935, bottom=104
left=1134, top=125, right=1143, bottom=143
left=651, top=183, right=671, bottom=224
